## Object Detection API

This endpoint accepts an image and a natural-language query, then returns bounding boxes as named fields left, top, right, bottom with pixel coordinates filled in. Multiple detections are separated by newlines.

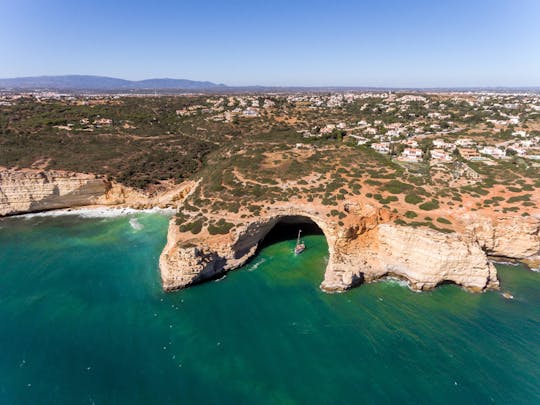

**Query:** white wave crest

left=129, top=218, right=143, bottom=230
left=19, top=206, right=175, bottom=219
left=248, top=258, right=266, bottom=271
left=382, top=277, right=410, bottom=288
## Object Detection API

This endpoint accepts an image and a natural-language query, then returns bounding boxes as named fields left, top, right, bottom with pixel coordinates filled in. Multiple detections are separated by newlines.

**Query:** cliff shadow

left=257, top=216, right=325, bottom=251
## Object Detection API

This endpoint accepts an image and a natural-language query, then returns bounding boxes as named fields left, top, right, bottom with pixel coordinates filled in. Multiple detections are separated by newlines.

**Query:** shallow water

left=0, top=214, right=539, bottom=404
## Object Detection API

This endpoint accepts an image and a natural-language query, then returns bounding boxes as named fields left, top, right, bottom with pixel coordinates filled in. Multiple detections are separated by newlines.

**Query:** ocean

left=0, top=213, right=539, bottom=404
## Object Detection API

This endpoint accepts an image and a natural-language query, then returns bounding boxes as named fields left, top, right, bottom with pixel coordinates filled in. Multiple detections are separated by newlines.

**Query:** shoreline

left=0, top=205, right=176, bottom=220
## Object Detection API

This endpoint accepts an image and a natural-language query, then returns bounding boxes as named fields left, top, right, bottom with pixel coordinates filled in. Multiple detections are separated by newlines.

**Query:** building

left=93, top=118, right=112, bottom=126
left=403, top=139, right=419, bottom=148
left=459, top=148, right=482, bottom=161
left=401, top=148, right=423, bottom=162
left=512, top=130, right=528, bottom=137
left=372, top=142, right=390, bottom=154
left=242, top=108, right=259, bottom=117
left=349, top=134, right=369, bottom=145
left=455, top=138, right=475, bottom=147
left=480, top=146, right=505, bottom=158
left=430, top=149, right=452, bottom=162
left=433, top=138, right=454, bottom=150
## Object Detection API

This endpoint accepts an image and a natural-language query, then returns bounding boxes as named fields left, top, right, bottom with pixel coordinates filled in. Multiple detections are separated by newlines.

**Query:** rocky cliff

left=158, top=201, right=536, bottom=293
left=0, top=169, right=112, bottom=216
left=321, top=223, right=499, bottom=292
left=464, top=215, right=540, bottom=260
left=0, top=168, right=195, bottom=216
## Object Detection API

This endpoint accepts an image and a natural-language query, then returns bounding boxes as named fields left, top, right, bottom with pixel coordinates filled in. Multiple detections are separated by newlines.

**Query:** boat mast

left=296, top=229, right=302, bottom=246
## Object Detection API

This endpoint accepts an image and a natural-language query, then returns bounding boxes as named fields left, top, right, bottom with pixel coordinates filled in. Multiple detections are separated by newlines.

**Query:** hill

left=0, top=75, right=227, bottom=90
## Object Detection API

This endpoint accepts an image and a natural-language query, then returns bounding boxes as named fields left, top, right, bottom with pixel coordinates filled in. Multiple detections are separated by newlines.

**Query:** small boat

left=294, top=229, right=305, bottom=255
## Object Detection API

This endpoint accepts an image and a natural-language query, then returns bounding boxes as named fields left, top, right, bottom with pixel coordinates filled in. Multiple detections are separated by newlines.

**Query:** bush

left=405, top=193, right=424, bottom=205
left=436, top=217, right=452, bottom=225
left=179, top=218, right=204, bottom=234
left=419, top=199, right=440, bottom=211
left=404, top=211, right=418, bottom=219
left=383, top=180, right=413, bottom=194
left=507, top=194, right=531, bottom=204
left=208, top=218, right=235, bottom=235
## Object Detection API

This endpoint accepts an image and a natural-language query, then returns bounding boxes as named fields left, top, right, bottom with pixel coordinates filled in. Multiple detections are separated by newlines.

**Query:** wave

left=129, top=218, right=143, bottom=230
left=247, top=258, right=266, bottom=272
left=380, top=277, right=410, bottom=288
left=18, top=206, right=176, bottom=219
left=490, top=260, right=522, bottom=266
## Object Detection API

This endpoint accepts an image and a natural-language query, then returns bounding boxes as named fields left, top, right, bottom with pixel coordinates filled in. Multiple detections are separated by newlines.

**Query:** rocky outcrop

left=322, top=224, right=498, bottom=292
left=464, top=215, right=540, bottom=260
left=159, top=203, right=502, bottom=293
left=0, top=168, right=197, bottom=216
left=160, top=204, right=336, bottom=290
left=0, top=169, right=109, bottom=216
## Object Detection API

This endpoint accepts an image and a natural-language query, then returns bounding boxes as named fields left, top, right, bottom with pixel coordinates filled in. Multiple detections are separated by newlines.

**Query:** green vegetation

left=2, top=92, right=538, bottom=234
left=382, top=180, right=414, bottom=194
left=419, top=199, right=440, bottom=211
left=405, top=193, right=424, bottom=205
left=208, top=219, right=235, bottom=235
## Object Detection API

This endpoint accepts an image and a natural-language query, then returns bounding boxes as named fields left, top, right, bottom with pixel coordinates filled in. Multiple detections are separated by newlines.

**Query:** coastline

left=1, top=168, right=538, bottom=294
left=6, top=205, right=176, bottom=220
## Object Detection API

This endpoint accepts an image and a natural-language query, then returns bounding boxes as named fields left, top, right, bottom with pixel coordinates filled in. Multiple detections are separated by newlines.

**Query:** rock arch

left=159, top=206, right=501, bottom=293
left=160, top=209, right=344, bottom=292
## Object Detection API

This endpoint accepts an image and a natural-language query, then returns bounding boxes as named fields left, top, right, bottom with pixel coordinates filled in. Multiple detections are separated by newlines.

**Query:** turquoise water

left=0, top=214, right=539, bottom=404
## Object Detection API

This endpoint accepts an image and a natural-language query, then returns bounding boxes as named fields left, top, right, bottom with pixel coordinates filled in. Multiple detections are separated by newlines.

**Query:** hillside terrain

left=1, top=91, right=539, bottom=291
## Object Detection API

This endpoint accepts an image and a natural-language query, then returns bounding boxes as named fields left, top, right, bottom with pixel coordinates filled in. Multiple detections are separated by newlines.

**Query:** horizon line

left=0, top=74, right=539, bottom=90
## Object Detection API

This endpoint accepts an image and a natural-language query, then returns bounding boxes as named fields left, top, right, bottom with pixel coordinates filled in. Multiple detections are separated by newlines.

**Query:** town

left=2, top=89, right=539, bottom=167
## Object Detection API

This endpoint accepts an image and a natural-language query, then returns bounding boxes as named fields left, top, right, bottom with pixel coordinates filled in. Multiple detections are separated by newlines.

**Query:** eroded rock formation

left=0, top=169, right=109, bottom=216
left=159, top=201, right=538, bottom=293
left=0, top=168, right=196, bottom=216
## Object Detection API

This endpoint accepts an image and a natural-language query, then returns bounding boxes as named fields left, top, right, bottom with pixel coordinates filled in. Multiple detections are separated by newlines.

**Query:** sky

left=1, top=0, right=540, bottom=87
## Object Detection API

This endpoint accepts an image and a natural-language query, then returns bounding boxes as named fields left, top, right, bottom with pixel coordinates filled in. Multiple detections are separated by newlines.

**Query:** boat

left=294, top=229, right=305, bottom=255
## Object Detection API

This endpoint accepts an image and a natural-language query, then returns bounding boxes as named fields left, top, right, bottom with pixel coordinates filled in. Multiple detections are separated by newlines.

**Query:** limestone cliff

left=321, top=223, right=498, bottom=292
left=0, top=169, right=110, bottom=216
left=464, top=215, right=540, bottom=260
left=0, top=168, right=196, bottom=216
left=159, top=202, right=507, bottom=293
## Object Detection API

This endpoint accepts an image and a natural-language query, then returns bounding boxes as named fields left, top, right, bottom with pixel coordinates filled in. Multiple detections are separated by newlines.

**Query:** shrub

left=383, top=180, right=413, bottom=194
left=436, top=217, right=452, bottom=225
left=179, top=218, right=204, bottom=234
left=419, top=199, right=440, bottom=211
left=507, top=194, right=531, bottom=203
left=405, top=193, right=424, bottom=205
left=208, top=218, right=235, bottom=235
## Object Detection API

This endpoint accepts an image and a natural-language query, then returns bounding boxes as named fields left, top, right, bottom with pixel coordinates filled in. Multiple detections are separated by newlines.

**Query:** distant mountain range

left=0, top=75, right=538, bottom=93
left=0, top=75, right=227, bottom=91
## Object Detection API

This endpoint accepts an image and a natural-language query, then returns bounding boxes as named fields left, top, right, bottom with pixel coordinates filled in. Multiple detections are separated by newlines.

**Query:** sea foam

left=18, top=206, right=175, bottom=219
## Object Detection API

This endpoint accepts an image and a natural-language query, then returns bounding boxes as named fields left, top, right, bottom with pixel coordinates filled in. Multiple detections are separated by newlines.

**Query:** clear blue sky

left=1, top=0, right=540, bottom=87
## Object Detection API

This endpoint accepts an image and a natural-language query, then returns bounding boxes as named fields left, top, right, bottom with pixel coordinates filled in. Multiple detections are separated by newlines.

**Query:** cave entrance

left=257, top=215, right=326, bottom=251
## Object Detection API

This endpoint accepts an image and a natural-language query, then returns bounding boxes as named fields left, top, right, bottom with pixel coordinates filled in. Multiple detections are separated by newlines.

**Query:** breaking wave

left=129, top=218, right=144, bottom=230
left=248, top=258, right=267, bottom=272
left=18, top=207, right=175, bottom=219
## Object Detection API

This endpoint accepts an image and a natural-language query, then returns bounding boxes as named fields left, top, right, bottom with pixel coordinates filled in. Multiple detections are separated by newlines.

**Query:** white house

left=430, top=149, right=452, bottom=162
left=480, top=146, right=505, bottom=158
left=455, top=138, right=475, bottom=147
left=401, top=148, right=423, bottom=162
left=372, top=142, right=390, bottom=154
